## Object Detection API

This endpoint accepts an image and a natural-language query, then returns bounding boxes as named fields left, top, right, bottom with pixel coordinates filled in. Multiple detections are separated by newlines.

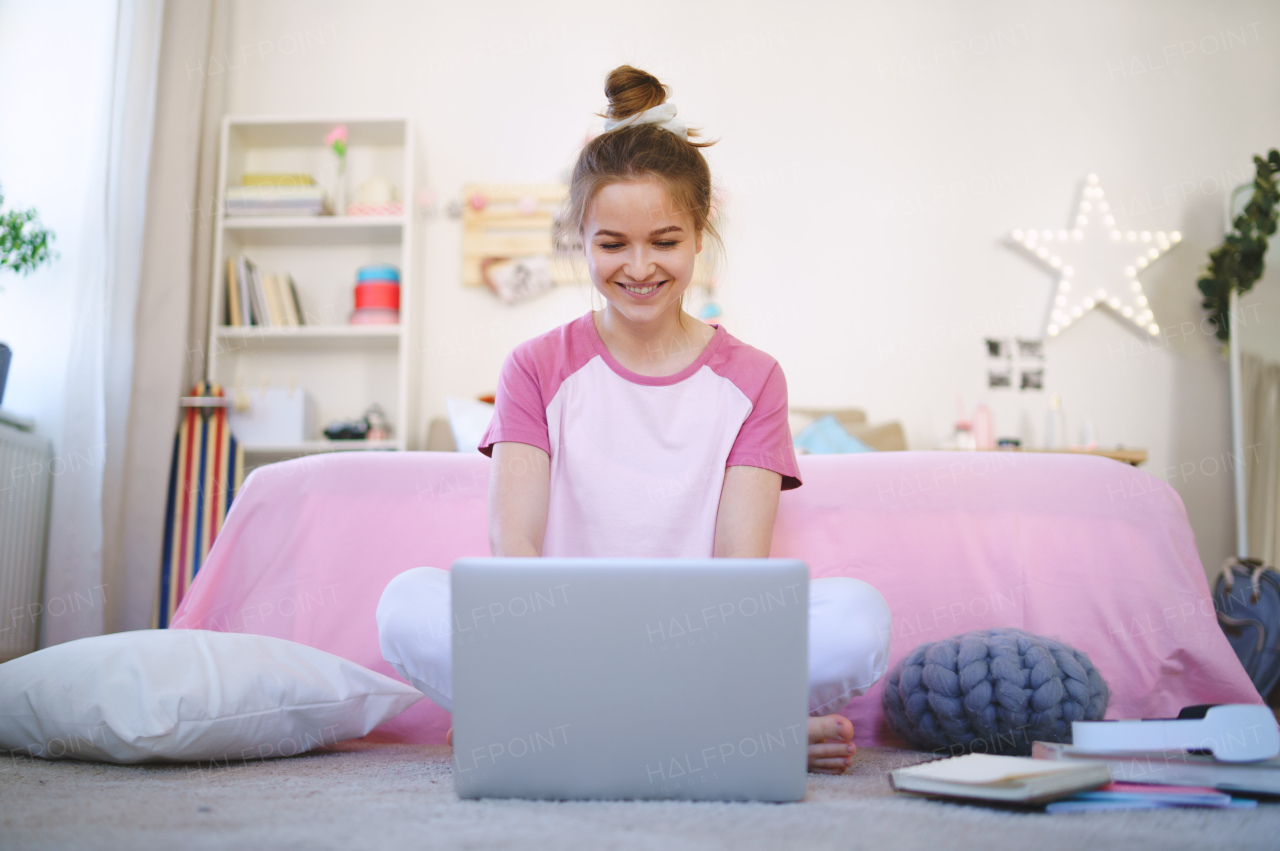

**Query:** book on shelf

left=240, top=173, right=316, bottom=188
left=889, top=752, right=1110, bottom=804
left=263, top=272, right=284, bottom=326
left=1032, top=740, right=1280, bottom=796
left=281, top=274, right=303, bottom=326
left=246, top=260, right=269, bottom=326
left=237, top=256, right=253, bottom=325
left=223, top=256, right=306, bottom=328
left=225, top=257, right=243, bottom=326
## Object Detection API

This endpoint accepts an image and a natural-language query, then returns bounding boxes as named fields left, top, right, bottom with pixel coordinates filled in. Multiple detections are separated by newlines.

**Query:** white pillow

left=444, top=395, right=495, bottom=452
left=0, top=629, right=422, bottom=764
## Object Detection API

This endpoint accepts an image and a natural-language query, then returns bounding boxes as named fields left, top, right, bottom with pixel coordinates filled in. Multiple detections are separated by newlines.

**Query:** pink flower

left=325, top=125, right=348, bottom=157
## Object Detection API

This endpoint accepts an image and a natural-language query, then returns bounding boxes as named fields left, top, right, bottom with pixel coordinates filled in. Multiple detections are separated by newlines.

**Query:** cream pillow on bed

left=0, top=629, right=422, bottom=764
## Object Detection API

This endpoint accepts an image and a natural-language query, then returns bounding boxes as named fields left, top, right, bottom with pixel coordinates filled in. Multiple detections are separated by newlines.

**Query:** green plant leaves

left=1199, top=150, right=1279, bottom=341
left=0, top=184, right=57, bottom=277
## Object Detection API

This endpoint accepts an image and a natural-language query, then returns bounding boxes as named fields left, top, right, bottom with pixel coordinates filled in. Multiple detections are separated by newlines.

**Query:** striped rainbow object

left=154, top=382, right=244, bottom=629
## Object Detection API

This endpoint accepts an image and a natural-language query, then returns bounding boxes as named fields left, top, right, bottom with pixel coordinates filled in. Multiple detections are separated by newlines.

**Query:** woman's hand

left=487, top=441, right=551, bottom=557
left=712, top=465, right=782, bottom=558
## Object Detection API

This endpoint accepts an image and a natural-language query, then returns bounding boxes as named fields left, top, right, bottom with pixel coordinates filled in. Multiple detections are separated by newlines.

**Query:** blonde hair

left=560, top=66, right=722, bottom=318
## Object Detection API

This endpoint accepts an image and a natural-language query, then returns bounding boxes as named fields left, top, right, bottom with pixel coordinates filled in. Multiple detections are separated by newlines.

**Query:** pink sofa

left=171, top=450, right=1263, bottom=747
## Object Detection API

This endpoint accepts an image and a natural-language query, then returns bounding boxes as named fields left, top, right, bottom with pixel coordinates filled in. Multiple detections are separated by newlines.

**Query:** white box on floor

left=228, top=387, right=315, bottom=447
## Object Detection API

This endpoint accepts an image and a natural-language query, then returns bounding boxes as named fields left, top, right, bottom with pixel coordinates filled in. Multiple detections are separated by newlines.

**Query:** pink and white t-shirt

left=478, top=312, right=801, bottom=558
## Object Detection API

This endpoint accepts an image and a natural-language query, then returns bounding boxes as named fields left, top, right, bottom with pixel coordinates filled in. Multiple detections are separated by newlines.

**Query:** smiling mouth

left=617, top=281, right=665, bottom=296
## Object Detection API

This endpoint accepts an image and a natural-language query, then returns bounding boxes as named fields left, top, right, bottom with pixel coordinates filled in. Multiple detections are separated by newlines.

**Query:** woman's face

left=582, top=177, right=702, bottom=327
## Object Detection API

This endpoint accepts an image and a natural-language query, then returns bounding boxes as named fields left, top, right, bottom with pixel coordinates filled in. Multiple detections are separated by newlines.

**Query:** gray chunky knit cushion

left=882, top=627, right=1109, bottom=755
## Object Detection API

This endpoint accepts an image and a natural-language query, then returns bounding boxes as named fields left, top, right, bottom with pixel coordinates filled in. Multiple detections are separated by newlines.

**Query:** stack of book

left=225, top=173, right=328, bottom=217
left=225, top=255, right=305, bottom=327
left=1033, top=740, right=1280, bottom=797
left=1044, top=781, right=1257, bottom=813
left=889, top=751, right=1263, bottom=811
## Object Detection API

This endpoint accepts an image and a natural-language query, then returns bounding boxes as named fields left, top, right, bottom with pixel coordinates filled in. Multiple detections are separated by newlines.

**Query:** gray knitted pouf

left=882, top=627, right=1110, bottom=755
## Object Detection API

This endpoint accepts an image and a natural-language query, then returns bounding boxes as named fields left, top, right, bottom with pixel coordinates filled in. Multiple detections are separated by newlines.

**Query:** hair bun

left=603, top=65, right=668, bottom=121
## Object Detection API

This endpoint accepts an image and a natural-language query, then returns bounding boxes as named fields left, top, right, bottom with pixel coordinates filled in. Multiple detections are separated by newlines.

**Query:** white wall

left=1238, top=265, right=1280, bottom=364
left=217, top=0, right=1280, bottom=575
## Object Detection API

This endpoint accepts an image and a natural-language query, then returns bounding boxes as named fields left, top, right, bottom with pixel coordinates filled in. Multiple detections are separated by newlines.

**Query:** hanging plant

left=1198, top=149, right=1279, bottom=341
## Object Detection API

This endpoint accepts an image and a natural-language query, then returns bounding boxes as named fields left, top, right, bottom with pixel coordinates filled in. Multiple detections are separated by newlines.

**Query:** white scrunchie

left=602, top=102, right=688, bottom=140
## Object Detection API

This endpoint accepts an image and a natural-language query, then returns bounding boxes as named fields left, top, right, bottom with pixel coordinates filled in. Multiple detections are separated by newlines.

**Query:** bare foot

left=446, top=727, right=453, bottom=747
left=808, top=714, right=855, bottom=774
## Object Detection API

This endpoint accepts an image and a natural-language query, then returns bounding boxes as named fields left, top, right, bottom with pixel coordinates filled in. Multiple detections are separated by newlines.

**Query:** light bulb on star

left=1008, top=174, right=1180, bottom=338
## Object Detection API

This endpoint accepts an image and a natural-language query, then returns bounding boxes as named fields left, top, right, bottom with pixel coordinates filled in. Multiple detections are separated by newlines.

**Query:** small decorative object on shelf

left=347, top=176, right=402, bottom=217
left=364, top=404, right=391, bottom=441
left=323, top=418, right=368, bottom=441
left=324, top=124, right=348, bottom=216
left=323, top=405, right=391, bottom=441
left=350, top=263, right=400, bottom=324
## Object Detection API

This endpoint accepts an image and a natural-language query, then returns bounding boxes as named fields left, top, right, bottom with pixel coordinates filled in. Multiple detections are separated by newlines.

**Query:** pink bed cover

left=171, top=450, right=1264, bottom=747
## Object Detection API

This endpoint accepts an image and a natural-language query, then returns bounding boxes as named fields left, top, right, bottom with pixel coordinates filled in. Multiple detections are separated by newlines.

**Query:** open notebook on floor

left=890, top=753, right=1111, bottom=804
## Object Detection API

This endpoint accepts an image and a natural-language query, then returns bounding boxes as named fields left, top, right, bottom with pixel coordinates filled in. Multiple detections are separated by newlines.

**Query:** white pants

left=376, top=567, right=892, bottom=716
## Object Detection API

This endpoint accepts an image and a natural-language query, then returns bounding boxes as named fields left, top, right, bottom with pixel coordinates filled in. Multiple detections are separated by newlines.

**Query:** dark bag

left=1213, top=557, right=1280, bottom=700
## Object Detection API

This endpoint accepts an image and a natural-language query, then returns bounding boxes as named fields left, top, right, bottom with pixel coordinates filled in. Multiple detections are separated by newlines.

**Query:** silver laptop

left=450, top=557, right=809, bottom=802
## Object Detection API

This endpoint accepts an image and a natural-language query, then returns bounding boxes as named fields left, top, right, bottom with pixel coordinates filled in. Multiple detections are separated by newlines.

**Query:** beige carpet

left=2, top=743, right=1277, bottom=850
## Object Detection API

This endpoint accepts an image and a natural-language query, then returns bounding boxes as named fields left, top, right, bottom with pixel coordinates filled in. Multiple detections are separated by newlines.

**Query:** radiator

left=0, top=417, right=53, bottom=662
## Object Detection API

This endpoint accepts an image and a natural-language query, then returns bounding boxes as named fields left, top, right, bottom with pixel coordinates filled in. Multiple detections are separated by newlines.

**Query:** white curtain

left=1242, top=351, right=1280, bottom=567
left=107, top=0, right=230, bottom=633
left=30, top=0, right=164, bottom=647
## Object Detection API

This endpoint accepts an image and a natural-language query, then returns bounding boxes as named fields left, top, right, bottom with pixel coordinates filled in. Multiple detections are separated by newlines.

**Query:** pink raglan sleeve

left=478, top=345, right=550, bottom=457
left=725, top=361, right=802, bottom=490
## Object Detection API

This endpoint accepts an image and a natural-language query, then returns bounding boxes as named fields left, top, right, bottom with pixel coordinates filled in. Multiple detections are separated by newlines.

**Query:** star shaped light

left=1009, top=174, right=1181, bottom=338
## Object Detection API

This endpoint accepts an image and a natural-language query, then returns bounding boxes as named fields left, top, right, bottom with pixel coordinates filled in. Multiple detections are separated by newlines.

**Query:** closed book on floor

left=890, top=753, right=1111, bottom=804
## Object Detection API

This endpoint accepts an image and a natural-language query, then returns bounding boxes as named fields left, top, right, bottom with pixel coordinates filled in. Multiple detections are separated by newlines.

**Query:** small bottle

left=1080, top=416, right=1097, bottom=449
left=972, top=401, right=995, bottom=450
left=1045, top=394, right=1066, bottom=449
left=954, top=420, right=977, bottom=451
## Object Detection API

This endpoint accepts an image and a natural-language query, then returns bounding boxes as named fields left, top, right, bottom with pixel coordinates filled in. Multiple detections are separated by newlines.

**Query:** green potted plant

left=0, top=184, right=56, bottom=406
left=1198, top=149, right=1279, bottom=342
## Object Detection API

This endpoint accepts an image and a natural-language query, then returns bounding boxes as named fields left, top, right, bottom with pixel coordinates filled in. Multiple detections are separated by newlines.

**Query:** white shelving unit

left=207, top=116, right=414, bottom=470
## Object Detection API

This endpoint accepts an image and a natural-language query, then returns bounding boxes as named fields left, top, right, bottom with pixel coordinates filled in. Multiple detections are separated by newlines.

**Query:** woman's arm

left=487, top=441, right=551, bottom=557
left=712, top=465, right=782, bottom=558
